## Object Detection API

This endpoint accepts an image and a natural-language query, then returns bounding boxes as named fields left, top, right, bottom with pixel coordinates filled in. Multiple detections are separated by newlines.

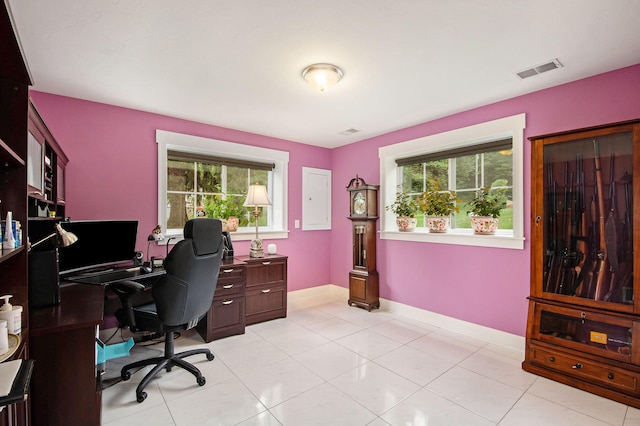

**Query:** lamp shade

left=55, top=223, right=78, bottom=247
left=243, top=184, right=271, bottom=207
left=302, top=63, right=343, bottom=92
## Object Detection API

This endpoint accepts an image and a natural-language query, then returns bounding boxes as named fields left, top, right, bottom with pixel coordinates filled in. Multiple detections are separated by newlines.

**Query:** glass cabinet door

left=27, top=130, right=43, bottom=196
left=533, top=303, right=636, bottom=364
left=541, top=129, right=633, bottom=307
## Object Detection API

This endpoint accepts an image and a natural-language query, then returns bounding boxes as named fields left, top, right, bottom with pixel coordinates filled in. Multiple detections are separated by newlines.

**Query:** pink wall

left=30, top=64, right=640, bottom=338
left=28, top=92, right=333, bottom=292
left=330, top=64, right=640, bottom=336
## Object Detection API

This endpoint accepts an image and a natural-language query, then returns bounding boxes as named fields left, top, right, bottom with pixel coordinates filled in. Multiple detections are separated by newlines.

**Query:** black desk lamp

left=29, top=223, right=78, bottom=250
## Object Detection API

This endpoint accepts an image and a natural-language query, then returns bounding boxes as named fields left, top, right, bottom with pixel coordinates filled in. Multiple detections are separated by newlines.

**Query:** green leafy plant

left=466, top=186, right=507, bottom=218
left=417, top=178, right=459, bottom=216
left=385, top=189, right=418, bottom=218
left=204, top=195, right=249, bottom=226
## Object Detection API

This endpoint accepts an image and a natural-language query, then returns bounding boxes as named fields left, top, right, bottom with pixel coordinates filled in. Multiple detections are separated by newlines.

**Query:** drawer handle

left=222, top=268, right=234, bottom=273
left=222, top=284, right=234, bottom=289
left=262, top=261, right=271, bottom=265
left=548, top=357, right=555, bottom=363
left=608, top=373, right=614, bottom=380
left=261, top=289, right=271, bottom=293
left=222, top=300, right=234, bottom=305
left=572, top=363, right=583, bottom=369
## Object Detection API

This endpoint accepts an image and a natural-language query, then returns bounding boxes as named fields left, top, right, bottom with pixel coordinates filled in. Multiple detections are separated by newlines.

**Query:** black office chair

left=110, top=218, right=223, bottom=402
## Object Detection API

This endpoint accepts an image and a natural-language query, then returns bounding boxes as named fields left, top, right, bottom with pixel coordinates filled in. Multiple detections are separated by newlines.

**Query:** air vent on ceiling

left=515, top=58, right=563, bottom=80
left=338, top=128, right=361, bottom=136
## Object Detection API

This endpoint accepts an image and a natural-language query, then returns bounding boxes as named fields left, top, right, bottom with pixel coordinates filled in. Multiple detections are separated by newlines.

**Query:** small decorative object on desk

left=151, top=225, right=164, bottom=241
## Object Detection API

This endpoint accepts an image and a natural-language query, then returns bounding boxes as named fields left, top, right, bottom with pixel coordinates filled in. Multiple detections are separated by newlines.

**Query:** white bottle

left=2, top=212, right=15, bottom=250
left=0, top=295, right=21, bottom=335
left=0, top=320, right=8, bottom=355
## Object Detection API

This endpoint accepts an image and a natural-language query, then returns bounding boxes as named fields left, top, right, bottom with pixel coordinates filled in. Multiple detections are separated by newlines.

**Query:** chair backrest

left=152, top=218, right=223, bottom=327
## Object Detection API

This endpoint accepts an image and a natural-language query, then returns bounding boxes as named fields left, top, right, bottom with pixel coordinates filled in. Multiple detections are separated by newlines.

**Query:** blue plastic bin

left=96, top=337, right=134, bottom=365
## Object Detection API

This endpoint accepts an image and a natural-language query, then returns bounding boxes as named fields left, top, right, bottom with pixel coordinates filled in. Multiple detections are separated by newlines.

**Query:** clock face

left=353, top=192, right=366, bottom=215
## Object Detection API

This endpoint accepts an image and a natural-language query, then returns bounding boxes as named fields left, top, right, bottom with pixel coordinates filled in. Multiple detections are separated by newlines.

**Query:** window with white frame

left=379, top=114, right=526, bottom=249
left=156, top=130, right=289, bottom=241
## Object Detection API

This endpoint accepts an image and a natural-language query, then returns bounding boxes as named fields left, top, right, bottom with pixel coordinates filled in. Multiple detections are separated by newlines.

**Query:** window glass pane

left=402, top=163, right=424, bottom=193
left=227, top=166, right=249, bottom=195
left=249, top=169, right=269, bottom=188
left=167, top=192, right=190, bottom=230
left=168, top=160, right=194, bottom=192
left=455, top=154, right=479, bottom=189
left=425, top=159, right=448, bottom=187
left=485, top=150, right=513, bottom=187
left=196, top=163, right=221, bottom=193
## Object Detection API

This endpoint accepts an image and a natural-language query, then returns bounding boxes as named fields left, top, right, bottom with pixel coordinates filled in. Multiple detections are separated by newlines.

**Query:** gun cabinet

left=523, top=119, right=640, bottom=407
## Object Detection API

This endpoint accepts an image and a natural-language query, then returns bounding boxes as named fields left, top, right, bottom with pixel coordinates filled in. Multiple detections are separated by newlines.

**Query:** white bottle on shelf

left=0, top=296, right=21, bottom=335
left=0, top=320, right=8, bottom=355
left=2, top=211, right=15, bottom=250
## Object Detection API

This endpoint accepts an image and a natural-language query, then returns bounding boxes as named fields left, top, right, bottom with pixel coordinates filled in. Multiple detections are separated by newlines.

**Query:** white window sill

left=380, top=229, right=525, bottom=250
left=157, top=230, right=289, bottom=244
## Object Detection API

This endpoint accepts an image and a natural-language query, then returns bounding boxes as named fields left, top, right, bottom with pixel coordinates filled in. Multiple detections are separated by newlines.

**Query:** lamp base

left=249, top=238, right=264, bottom=258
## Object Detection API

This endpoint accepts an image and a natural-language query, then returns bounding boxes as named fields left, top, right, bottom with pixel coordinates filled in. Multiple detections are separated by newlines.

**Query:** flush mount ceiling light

left=302, top=63, right=343, bottom=92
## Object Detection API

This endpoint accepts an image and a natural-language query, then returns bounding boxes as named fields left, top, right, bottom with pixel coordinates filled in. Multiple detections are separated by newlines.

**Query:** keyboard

left=65, top=267, right=165, bottom=285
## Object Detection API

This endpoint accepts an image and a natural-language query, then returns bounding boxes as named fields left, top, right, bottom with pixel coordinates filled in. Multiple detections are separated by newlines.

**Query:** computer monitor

left=57, top=220, right=138, bottom=276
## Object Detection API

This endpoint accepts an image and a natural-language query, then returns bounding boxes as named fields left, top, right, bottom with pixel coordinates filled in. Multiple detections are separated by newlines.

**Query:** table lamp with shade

left=243, top=183, right=271, bottom=258
left=28, top=223, right=79, bottom=308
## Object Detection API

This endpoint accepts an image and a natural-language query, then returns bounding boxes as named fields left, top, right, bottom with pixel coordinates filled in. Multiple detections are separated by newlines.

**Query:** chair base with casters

left=120, top=323, right=214, bottom=403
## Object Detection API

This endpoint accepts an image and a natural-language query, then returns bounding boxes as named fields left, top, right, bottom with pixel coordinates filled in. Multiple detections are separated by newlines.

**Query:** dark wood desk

left=30, top=284, right=104, bottom=426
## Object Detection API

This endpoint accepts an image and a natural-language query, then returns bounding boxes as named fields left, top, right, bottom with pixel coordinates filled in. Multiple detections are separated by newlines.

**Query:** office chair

left=109, top=218, right=223, bottom=402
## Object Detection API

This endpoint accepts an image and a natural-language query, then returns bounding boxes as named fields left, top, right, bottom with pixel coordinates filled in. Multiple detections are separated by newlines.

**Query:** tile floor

left=101, top=292, right=640, bottom=425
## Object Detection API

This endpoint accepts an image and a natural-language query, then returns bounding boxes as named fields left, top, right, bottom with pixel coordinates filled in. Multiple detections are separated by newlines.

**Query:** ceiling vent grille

left=515, top=58, right=563, bottom=79
left=338, top=128, right=360, bottom=136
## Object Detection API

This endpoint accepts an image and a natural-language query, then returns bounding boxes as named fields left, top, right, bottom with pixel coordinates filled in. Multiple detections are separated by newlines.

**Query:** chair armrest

left=108, top=280, right=146, bottom=329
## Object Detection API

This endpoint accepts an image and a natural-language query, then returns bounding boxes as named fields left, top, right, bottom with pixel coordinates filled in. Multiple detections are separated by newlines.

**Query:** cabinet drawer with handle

left=530, top=344, right=640, bottom=393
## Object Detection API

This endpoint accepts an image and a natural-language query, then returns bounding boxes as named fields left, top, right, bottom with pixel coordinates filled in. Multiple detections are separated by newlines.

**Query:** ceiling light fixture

left=302, top=63, right=343, bottom=92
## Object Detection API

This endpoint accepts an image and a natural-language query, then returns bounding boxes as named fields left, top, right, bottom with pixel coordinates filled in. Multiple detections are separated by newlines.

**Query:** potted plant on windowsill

left=417, top=178, right=459, bottom=233
left=466, top=186, right=506, bottom=235
left=386, top=189, right=419, bottom=232
left=204, top=195, right=248, bottom=232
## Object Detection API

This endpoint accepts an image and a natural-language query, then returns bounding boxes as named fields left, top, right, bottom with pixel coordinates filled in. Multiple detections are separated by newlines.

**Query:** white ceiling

left=8, top=0, right=640, bottom=148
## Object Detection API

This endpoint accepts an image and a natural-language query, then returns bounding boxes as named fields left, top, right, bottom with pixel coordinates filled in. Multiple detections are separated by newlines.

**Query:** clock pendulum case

left=346, top=175, right=380, bottom=311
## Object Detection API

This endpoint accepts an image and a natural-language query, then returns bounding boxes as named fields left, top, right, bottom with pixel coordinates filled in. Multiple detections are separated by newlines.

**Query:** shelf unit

left=523, top=119, right=640, bottom=407
left=0, top=1, right=34, bottom=424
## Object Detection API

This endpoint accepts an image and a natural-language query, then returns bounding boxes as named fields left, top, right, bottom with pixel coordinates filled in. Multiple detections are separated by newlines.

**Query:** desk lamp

left=29, top=223, right=78, bottom=250
left=243, top=183, right=271, bottom=258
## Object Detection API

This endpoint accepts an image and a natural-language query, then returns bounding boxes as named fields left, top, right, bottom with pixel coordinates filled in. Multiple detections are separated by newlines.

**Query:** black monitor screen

left=58, top=220, right=138, bottom=276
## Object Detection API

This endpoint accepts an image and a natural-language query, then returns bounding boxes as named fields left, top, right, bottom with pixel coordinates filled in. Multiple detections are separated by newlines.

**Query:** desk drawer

left=246, top=283, right=286, bottom=325
left=218, top=266, right=244, bottom=283
left=245, top=259, right=286, bottom=288
left=215, top=280, right=244, bottom=299
left=197, top=297, right=246, bottom=342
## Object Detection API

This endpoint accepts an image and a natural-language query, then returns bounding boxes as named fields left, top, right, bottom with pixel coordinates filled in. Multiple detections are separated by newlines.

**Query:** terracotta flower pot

left=222, top=216, right=239, bottom=232
left=396, top=216, right=417, bottom=232
left=426, top=216, right=450, bottom=233
left=471, top=216, right=499, bottom=235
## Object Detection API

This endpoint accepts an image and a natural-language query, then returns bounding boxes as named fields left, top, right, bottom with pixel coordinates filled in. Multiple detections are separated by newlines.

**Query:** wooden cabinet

left=197, top=259, right=246, bottom=342
left=26, top=100, right=67, bottom=218
left=523, top=119, right=640, bottom=407
left=30, top=285, right=104, bottom=426
left=0, top=3, right=33, bottom=425
left=238, top=254, right=287, bottom=325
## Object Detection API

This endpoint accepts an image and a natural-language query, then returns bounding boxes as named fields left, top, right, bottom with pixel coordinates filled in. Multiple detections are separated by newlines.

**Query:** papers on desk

left=0, top=360, right=22, bottom=398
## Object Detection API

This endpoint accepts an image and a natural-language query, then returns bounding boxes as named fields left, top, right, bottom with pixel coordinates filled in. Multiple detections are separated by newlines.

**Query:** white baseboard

left=289, top=284, right=525, bottom=354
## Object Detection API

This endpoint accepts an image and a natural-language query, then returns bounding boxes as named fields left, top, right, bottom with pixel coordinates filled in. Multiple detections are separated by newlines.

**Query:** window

left=397, top=139, right=513, bottom=231
left=379, top=114, right=525, bottom=249
left=157, top=130, right=289, bottom=241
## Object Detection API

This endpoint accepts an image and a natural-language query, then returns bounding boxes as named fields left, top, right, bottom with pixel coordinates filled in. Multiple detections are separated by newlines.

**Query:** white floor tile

left=373, top=345, right=456, bottom=386
left=307, top=317, right=363, bottom=341
left=292, top=341, right=368, bottom=380
left=381, top=387, right=495, bottom=426
left=370, top=317, right=437, bottom=344
left=335, top=329, right=403, bottom=360
left=270, top=382, right=376, bottom=425
left=426, top=366, right=523, bottom=422
left=329, top=361, right=420, bottom=415
left=459, top=347, right=537, bottom=391
left=500, top=393, right=612, bottom=426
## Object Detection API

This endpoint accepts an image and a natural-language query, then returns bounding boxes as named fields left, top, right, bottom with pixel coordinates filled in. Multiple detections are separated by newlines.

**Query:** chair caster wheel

left=121, top=371, right=131, bottom=381
left=206, top=353, right=215, bottom=361
left=197, top=376, right=206, bottom=386
left=136, top=392, right=147, bottom=403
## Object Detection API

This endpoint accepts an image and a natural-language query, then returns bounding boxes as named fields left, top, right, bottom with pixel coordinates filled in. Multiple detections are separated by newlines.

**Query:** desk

left=30, top=284, right=104, bottom=426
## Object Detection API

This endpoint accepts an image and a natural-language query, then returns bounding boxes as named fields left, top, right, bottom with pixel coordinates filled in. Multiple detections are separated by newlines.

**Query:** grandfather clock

left=346, top=175, right=380, bottom=311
